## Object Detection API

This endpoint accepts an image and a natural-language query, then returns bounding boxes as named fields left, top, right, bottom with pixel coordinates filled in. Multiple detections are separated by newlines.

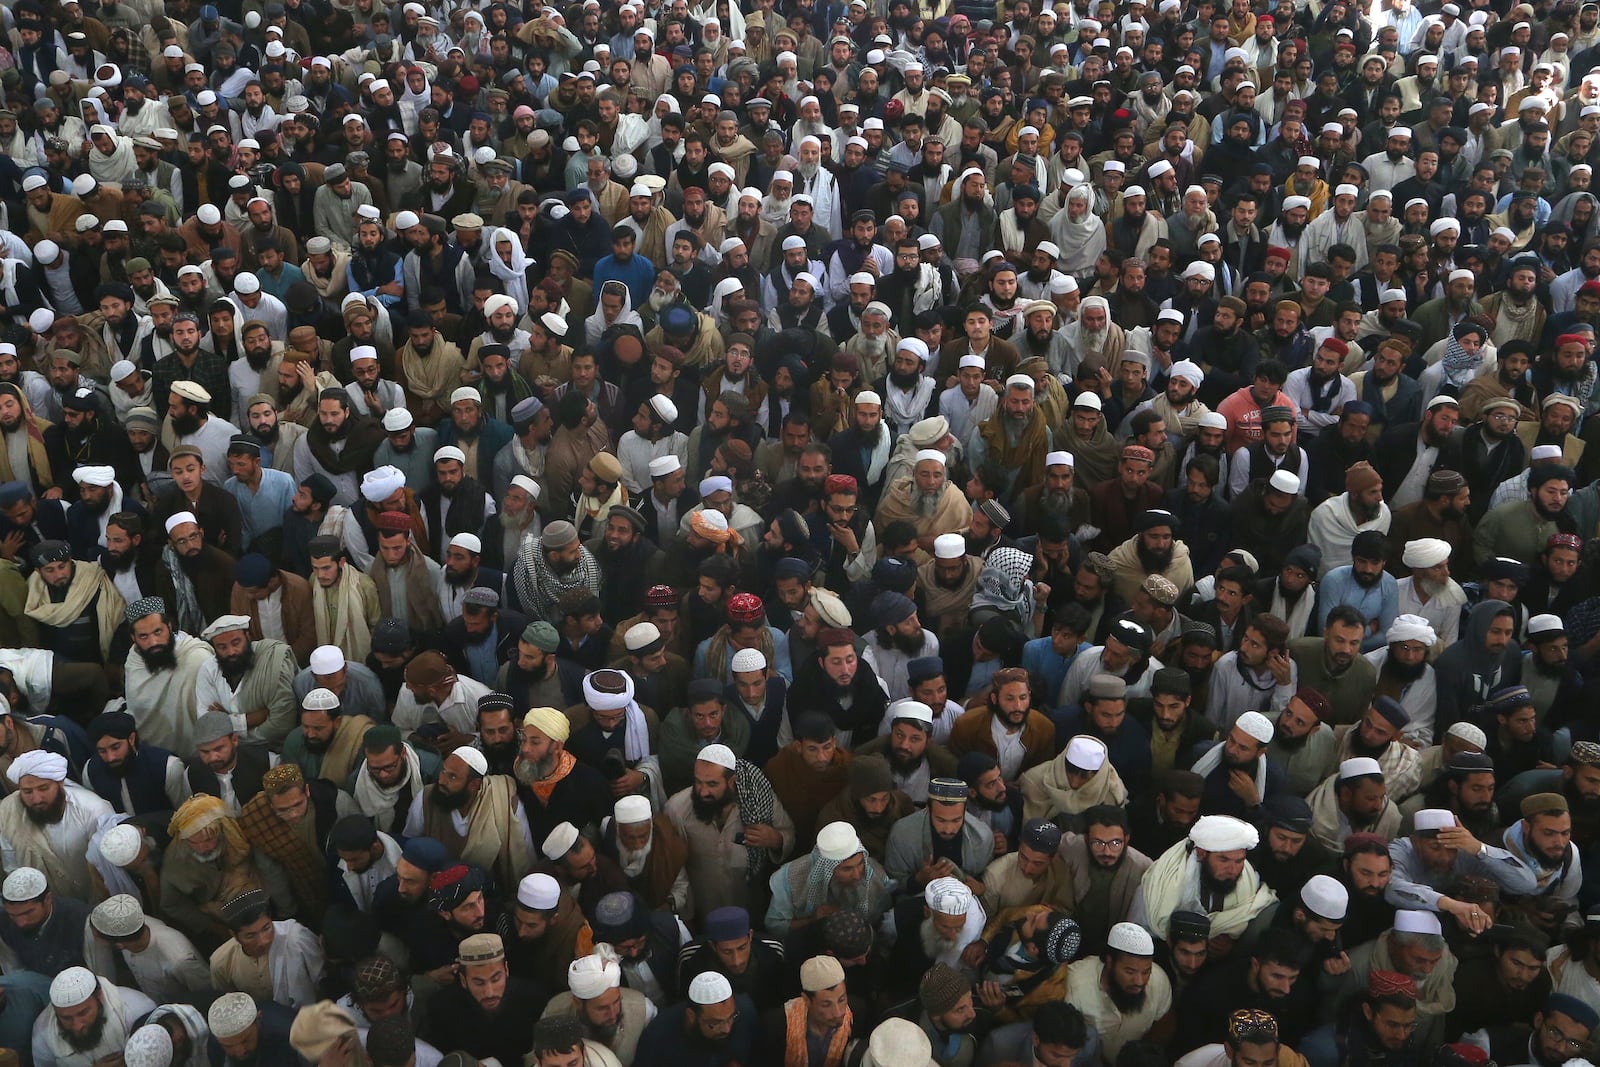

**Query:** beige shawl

left=1019, top=747, right=1128, bottom=821
left=1138, top=837, right=1277, bottom=939
left=313, top=568, right=372, bottom=663
left=24, top=561, right=124, bottom=659
left=873, top=478, right=973, bottom=540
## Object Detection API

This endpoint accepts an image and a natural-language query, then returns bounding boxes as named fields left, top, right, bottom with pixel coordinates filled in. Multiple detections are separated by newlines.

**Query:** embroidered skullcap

left=50, top=968, right=99, bottom=1008
left=1368, top=970, right=1417, bottom=999
left=207, top=992, right=259, bottom=1038
left=1073, top=391, right=1102, bottom=410
left=99, top=824, right=145, bottom=867
left=1449, top=722, right=1490, bottom=749
left=1189, top=814, right=1259, bottom=852
left=125, top=1025, right=173, bottom=1067
left=1393, top=910, right=1442, bottom=935
left=1487, top=684, right=1534, bottom=715
left=1107, top=922, right=1155, bottom=955
left=925, top=876, right=973, bottom=916
left=689, top=972, right=733, bottom=1005
left=524, top=707, right=570, bottom=741
left=301, top=687, right=341, bottom=714
left=1236, top=711, right=1274, bottom=744
left=867, top=1019, right=933, bottom=1067
left=730, top=648, right=766, bottom=674
left=1, top=867, right=45, bottom=903
left=515, top=872, right=561, bottom=911
left=8, top=751, right=67, bottom=784
left=697, top=743, right=737, bottom=770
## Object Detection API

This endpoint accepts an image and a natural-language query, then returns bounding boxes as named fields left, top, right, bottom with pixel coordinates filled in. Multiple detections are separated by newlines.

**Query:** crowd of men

left=10, top=0, right=1600, bottom=1066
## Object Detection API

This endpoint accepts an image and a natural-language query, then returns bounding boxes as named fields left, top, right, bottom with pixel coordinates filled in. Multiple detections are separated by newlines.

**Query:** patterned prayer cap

left=1228, top=1010, right=1279, bottom=1045
left=125, top=596, right=166, bottom=624
left=262, top=764, right=306, bottom=794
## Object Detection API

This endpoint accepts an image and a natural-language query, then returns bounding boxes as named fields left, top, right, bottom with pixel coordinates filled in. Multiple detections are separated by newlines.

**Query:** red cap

left=1556, top=333, right=1588, bottom=348
left=1267, top=245, right=1292, bottom=261
left=1580, top=280, right=1600, bottom=299
left=824, top=474, right=858, bottom=496
left=373, top=511, right=412, bottom=533
left=1321, top=337, right=1349, bottom=357
left=726, top=593, right=765, bottom=624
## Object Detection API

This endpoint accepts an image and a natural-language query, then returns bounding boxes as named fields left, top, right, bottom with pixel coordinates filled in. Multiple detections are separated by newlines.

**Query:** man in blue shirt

left=593, top=224, right=657, bottom=309
left=1317, top=530, right=1399, bottom=652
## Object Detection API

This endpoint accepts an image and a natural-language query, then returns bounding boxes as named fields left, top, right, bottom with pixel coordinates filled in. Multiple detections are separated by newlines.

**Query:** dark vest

left=85, top=743, right=175, bottom=814
left=419, top=479, right=490, bottom=562
left=186, top=742, right=273, bottom=810
left=732, top=677, right=789, bottom=767
left=1246, top=441, right=1302, bottom=484
left=38, top=588, right=106, bottom=665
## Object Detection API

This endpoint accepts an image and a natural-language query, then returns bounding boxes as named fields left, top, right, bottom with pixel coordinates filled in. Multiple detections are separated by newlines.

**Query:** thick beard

left=1136, top=544, right=1173, bottom=572
left=219, top=645, right=255, bottom=684
left=24, top=789, right=68, bottom=826
left=429, top=783, right=470, bottom=811
left=254, top=422, right=280, bottom=444
left=59, top=1010, right=108, bottom=1052
left=691, top=791, right=728, bottom=821
left=171, top=413, right=201, bottom=436
left=1105, top=984, right=1147, bottom=1012
left=136, top=641, right=178, bottom=671
left=1346, top=730, right=1388, bottom=758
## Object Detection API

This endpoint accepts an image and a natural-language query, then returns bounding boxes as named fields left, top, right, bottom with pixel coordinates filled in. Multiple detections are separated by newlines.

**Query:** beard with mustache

left=889, top=368, right=922, bottom=390
left=24, top=788, right=68, bottom=826
left=691, top=789, right=729, bottom=821
left=218, top=643, right=255, bottom=685
left=136, top=641, right=179, bottom=671
left=515, top=754, right=556, bottom=784
left=428, top=782, right=472, bottom=811
left=1383, top=654, right=1427, bottom=682
left=490, top=322, right=517, bottom=343
left=170, top=412, right=201, bottom=436
left=1136, top=543, right=1173, bottom=573
left=482, top=740, right=519, bottom=772
left=883, top=627, right=925, bottom=654
left=58, top=1007, right=108, bottom=1053
left=245, top=346, right=274, bottom=372
left=914, top=486, right=944, bottom=516
left=1346, top=729, right=1389, bottom=758
left=547, top=551, right=579, bottom=575
left=253, top=421, right=280, bottom=445
left=1105, top=982, right=1147, bottom=1013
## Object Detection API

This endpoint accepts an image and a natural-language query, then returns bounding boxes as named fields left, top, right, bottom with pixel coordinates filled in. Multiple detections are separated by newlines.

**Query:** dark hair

left=1214, top=564, right=1254, bottom=594
left=1129, top=409, right=1162, bottom=436
left=1052, top=602, right=1092, bottom=635
left=1185, top=454, right=1220, bottom=486
left=1082, top=803, right=1130, bottom=832
left=1033, top=1003, right=1088, bottom=1050
left=1327, top=243, right=1356, bottom=263
left=1325, top=604, right=1366, bottom=632
left=108, top=512, right=144, bottom=538
left=1255, top=358, right=1288, bottom=385
left=793, top=711, right=836, bottom=743
left=1156, top=768, right=1204, bottom=799
left=1252, top=927, right=1313, bottom=971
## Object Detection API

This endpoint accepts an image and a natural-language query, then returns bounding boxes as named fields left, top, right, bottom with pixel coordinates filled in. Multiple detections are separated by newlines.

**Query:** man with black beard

left=0, top=750, right=115, bottom=904
left=501, top=623, right=583, bottom=713
left=33, top=966, right=157, bottom=1067
left=590, top=506, right=661, bottom=625
left=1177, top=928, right=1319, bottom=1051
left=664, top=747, right=792, bottom=918
left=160, top=512, right=236, bottom=632
left=472, top=696, right=521, bottom=777
left=1065, top=920, right=1168, bottom=1053
left=81, top=708, right=188, bottom=816
left=855, top=701, right=955, bottom=806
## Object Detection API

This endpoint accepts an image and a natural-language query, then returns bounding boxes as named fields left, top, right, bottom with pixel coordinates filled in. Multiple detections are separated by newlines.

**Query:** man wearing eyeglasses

left=634, top=971, right=756, bottom=1067
left=1459, top=991, right=1597, bottom=1067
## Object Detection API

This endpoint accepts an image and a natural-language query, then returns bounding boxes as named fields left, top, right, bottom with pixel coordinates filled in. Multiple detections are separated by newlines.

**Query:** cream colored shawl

left=1138, top=837, right=1277, bottom=939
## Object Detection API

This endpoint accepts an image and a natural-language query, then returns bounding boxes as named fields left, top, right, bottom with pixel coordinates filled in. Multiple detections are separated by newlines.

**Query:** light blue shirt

left=1316, top=565, right=1399, bottom=652
left=225, top=467, right=296, bottom=550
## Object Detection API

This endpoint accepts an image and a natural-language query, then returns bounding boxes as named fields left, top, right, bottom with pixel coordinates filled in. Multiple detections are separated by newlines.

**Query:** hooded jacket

left=1432, top=599, right=1523, bottom=735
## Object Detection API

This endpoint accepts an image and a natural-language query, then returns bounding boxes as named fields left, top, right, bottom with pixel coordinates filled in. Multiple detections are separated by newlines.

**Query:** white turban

left=484, top=294, right=518, bottom=318
left=583, top=672, right=649, bottom=763
left=1189, top=814, right=1259, bottom=852
left=925, top=876, right=972, bottom=915
left=568, top=948, right=623, bottom=999
left=1387, top=614, right=1437, bottom=647
left=361, top=466, right=406, bottom=503
left=1402, top=538, right=1450, bottom=569
left=74, top=466, right=116, bottom=487
left=8, top=750, right=68, bottom=784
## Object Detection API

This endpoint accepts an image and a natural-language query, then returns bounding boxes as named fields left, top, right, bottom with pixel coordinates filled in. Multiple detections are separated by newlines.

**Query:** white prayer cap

left=1530, top=614, right=1565, bottom=637
left=1492, top=227, right=1518, bottom=241
left=647, top=456, right=682, bottom=479
left=125, top=1025, right=174, bottom=1067
left=925, top=876, right=973, bottom=915
left=1368, top=190, right=1393, bottom=202
left=793, top=271, right=822, bottom=293
left=1107, top=922, right=1155, bottom=955
left=360, top=463, right=406, bottom=502
left=1300, top=874, right=1348, bottom=921
left=50, top=968, right=98, bottom=1008
left=959, top=356, right=986, bottom=371
left=2, top=867, right=46, bottom=902
left=1282, top=195, right=1312, bottom=211
left=1148, top=159, right=1173, bottom=178
left=816, top=821, right=862, bottom=862
left=914, top=449, right=946, bottom=467
left=730, top=648, right=767, bottom=673
left=1533, top=445, right=1564, bottom=461
left=1065, top=735, right=1107, bottom=772
left=511, top=476, right=541, bottom=501
left=1123, top=184, right=1146, bottom=199
left=1391, top=126, right=1413, bottom=139
left=91, top=894, right=146, bottom=938
left=74, top=465, right=115, bottom=487
left=699, top=475, right=734, bottom=497
left=1380, top=288, right=1408, bottom=304
left=542, top=821, right=580, bottom=860
left=1189, top=814, right=1259, bottom=852
left=569, top=950, right=623, bottom=998
left=1387, top=614, right=1437, bottom=646
left=1321, top=122, right=1344, bottom=135
left=628, top=182, right=653, bottom=199
left=233, top=274, right=261, bottom=296
left=689, top=972, right=734, bottom=1005
left=395, top=210, right=421, bottom=230
left=1045, top=450, right=1074, bottom=469
left=708, top=162, right=736, bottom=179
left=719, top=237, right=745, bottom=255
left=1413, top=808, right=1457, bottom=831
left=201, top=615, right=252, bottom=641
left=309, top=645, right=346, bottom=674
left=1073, top=392, right=1102, bottom=411
left=434, top=445, right=467, bottom=465
left=1236, top=711, right=1274, bottom=744
left=1335, top=184, right=1359, bottom=198
left=8, top=751, right=67, bottom=784
left=1051, top=274, right=1078, bottom=295
left=1433, top=219, right=1463, bottom=237
left=890, top=699, right=935, bottom=726
left=934, top=534, right=966, bottom=560
left=1448, top=720, right=1488, bottom=749
left=615, top=795, right=652, bottom=824
left=449, top=533, right=482, bottom=555
left=382, top=410, right=413, bottom=432
left=856, top=391, right=882, bottom=407
left=349, top=345, right=379, bottom=365
left=99, top=824, right=144, bottom=867
left=164, top=511, right=198, bottom=535
left=1197, top=233, right=1221, bottom=248
left=1297, top=155, right=1321, bottom=170
left=866, top=48, right=886, bottom=63
left=29, top=308, right=56, bottom=335
left=451, top=746, right=488, bottom=777
left=21, top=174, right=47, bottom=193
left=1393, top=910, right=1442, bottom=935
left=518, top=872, right=561, bottom=910
left=541, top=312, right=569, bottom=337
left=208, top=993, right=259, bottom=1038
left=698, top=743, right=737, bottom=770
left=649, top=395, right=678, bottom=424
left=625, top=623, right=662, bottom=652
left=449, top=386, right=481, bottom=407
left=1268, top=470, right=1301, bottom=495
left=1200, top=412, right=1228, bottom=430
left=1339, top=756, right=1384, bottom=780
left=1402, top=539, right=1451, bottom=569
left=1005, top=373, right=1035, bottom=392
left=302, top=687, right=340, bottom=713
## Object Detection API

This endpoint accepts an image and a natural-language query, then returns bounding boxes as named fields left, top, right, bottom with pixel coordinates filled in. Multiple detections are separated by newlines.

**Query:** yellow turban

left=524, top=706, right=571, bottom=742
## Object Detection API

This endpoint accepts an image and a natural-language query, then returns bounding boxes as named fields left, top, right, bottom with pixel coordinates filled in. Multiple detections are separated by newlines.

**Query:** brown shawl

left=305, top=413, right=386, bottom=476
left=976, top=407, right=1049, bottom=494
left=370, top=546, right=444, bottom=635
left=626, top=814, right=689, bottom=910
left=320, top=715, right=376, bottom=786
left=239, top=792, right=329, bottom=922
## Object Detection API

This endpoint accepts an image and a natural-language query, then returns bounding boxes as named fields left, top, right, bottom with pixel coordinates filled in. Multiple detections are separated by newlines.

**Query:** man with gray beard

left=482, top=476, right=543, bottom=572
left=158, top=792, right=271, bottom=952
left=838, top=303, right=896, bottom=385
left=873, top=452, right=972, bottom=556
